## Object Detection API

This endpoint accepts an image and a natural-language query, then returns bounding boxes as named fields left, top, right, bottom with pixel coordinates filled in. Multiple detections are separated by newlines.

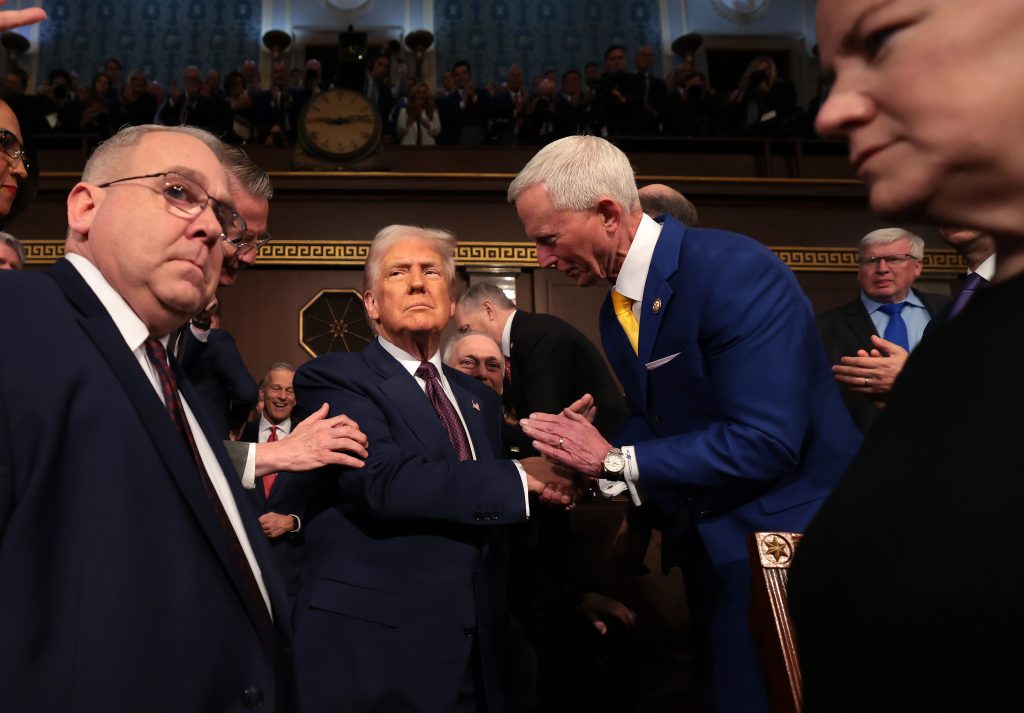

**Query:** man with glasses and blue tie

left=0, top=124, right=353, bottom=711
left=817, top=228, right=949, bottom=434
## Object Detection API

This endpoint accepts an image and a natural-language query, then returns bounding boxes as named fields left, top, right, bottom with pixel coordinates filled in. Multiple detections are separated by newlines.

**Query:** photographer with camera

left=727, top=55, right=799, bottom=138
left=591, top=44, right=635, bottom=137
left=665, top=69, right=730, bottom=137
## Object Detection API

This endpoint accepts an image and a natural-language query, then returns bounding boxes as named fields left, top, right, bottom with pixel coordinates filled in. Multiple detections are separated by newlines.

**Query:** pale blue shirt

left=860, top=289, right=931, bottom=352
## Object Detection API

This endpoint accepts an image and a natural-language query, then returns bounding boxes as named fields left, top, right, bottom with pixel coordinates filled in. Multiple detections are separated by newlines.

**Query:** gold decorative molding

left=22, top=240, right=965, bottom=273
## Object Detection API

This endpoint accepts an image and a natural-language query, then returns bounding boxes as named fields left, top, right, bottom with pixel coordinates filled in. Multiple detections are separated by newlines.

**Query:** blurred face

left=220, top=189, right=267, bottom=287
left=0, top=102, right=28, bottom=217
left=604, top=49, right=626, bottom=74
left=442, top=71, right=455, bottom=92
left=105, top=61, right=121, bottom=83
left=507, top=66, right=523, bottom=90
left=562, top=72, right=581, bottom=95
left=261, top=369, right=296, bottom=424
left=371, top=56, right=390, bottom=81
left=448, top=335, right=505, bottom=394
left=206, top=69, right=220, bottom=92
left=453, top=64, right=471, bottom=90
left=73, top=132, right=229, bottom=336
left=0, top=242, right=20, bottom=270
left=635, top=47, right=654, bottom=72
left=412, top=85, right=429, bottom=105
left=183, top=69, right=201, bottom=94
left=242, top=61, right=257, bottom=83
left=271, top=62, right=288, bottom=89
left=130, top=75, right=147, bottom=94
left=816, top=0, right=1024, bottom=226
left=94, top=74, right=110, bottom=94
left=516, top=183, right=611, bottom=287
left=857, top=237, right=922, bottom=303
left=364, top=237, right=455, bottom=348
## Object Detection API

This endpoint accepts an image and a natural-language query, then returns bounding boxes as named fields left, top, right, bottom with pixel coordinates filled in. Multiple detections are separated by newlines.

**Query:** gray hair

left=442, top=329, right=504, bottom=365
left=638, top=184, right=700, bottom=227
left=507, top=135, right=639, bottom=212
left=82, top=124, right=226, bottom=185
left=858, top=228, right=924, bottom=259
left=0, top=231, right=25, bottom=268
left=262, top=361, right=295, bottom=383
left=223, top=145, right=273, bottom=199
left=457, top=281, right=516, bottom=312
left=363, top=224, right=457, bottom=293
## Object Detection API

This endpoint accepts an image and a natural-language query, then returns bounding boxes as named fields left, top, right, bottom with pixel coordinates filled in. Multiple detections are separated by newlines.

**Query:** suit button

left=241, top=686, right=264, bottom=709
left=464, top=626, right=476, bottom=638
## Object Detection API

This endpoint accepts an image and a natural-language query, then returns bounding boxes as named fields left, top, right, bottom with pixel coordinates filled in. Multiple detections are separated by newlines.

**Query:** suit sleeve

left=207, top=331, right=258, bottom=427
left=514, top=331, right=585, bottom=417
left=634, top=251, right=827, bottom=496
left=295, top=361, right=527, bottom=526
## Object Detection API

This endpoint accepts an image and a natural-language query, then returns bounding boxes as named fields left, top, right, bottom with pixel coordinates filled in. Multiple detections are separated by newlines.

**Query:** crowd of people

left=5, top=41, right=818, bottom=150
left=4, top=0, right=1024, bottom=711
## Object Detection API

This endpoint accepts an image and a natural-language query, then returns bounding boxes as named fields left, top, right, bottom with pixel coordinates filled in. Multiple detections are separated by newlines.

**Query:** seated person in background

left=638, top=183, right=700, bottom=227
left=625, top=45, right=667, bottom=135
left=240, top=362, right=308, bottom=608
left=817, top=227, right=949, bottom=433
left=121, top=70, right=158, bottom=126
left=158, top=65, right=216, bottom=131
left=395, top=81, right=441, bottom=146
left=0, top=230, right=24, bottom=270
left=80, top=72, right=124, bottom=138
left=664, top=69, right=730, bottom=137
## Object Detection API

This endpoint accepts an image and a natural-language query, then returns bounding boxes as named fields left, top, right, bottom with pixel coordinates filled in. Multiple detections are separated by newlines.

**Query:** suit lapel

left=635, top=217, right=683, bottom=406
left=367, top=340, right=459, bottom=462
left=46, top=260, right=276, bottom=636
left=844, top=298, right=878, bottom=346
left=600, top=293, right=644, bottom=409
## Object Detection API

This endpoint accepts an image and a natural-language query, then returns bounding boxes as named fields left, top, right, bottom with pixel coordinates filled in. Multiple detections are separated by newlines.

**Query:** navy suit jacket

left=183, top=328, right=258, bottom=439
left=0, top=259, right=293, bottom=712
left=292, top=339, right=527, bottom=713
left=601, top=217, right=862, bottom=571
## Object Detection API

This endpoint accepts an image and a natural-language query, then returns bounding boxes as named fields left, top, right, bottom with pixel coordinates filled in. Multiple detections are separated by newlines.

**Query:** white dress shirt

left=65, top=253, right=272, bottom=616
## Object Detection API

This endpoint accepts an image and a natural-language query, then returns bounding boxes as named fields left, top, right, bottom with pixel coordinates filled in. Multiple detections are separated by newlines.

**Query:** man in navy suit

left=240, top=362, right=308, bottom=605
left=509, top=135, right=862, bottom=713
left=291, top=225, right=573, bottom=713
left=0, top=125, right=297, bottom=711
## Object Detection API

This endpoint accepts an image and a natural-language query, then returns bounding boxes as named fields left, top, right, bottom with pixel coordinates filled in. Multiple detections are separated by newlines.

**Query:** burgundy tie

left=262, top=425, right=279, bottom=498
left=144, top=339, right=278, bottom=647
left=415, top=361, right=472, bottom=461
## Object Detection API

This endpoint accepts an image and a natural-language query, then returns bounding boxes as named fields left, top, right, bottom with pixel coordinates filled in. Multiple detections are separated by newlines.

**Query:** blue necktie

left=879, top=302, right=909, bottom=352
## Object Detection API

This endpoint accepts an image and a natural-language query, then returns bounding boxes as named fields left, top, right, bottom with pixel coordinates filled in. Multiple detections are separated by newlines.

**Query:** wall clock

left=710, top=0, right=773, bottom=23
left=298, top=88, right=383, bottom=163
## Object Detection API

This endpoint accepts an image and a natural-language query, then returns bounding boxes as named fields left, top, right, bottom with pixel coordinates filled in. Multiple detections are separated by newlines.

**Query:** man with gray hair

left=0, top=230, right=24, bottom=269
left=291, top=224, right=573, bottom=713
left=817, top=227, right=949, bottom=433
left=0, top=124, right=295, bottom=710
left=507, top=134, right=861, bottom=713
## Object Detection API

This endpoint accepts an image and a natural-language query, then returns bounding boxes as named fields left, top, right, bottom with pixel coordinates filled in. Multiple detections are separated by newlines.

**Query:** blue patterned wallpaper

left=38, top=0, right=262, bottom=85
left=434, top=0, right=664, bottom=86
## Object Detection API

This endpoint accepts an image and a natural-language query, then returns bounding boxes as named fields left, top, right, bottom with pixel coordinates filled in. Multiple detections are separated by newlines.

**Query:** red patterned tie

left=143, top=339, right=278, bottom=649
left=262, top=426, right=279, bottom=498
left=416, top=361, right=472, bottom=461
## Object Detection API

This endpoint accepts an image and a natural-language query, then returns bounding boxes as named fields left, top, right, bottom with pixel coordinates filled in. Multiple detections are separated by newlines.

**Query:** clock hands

left=308, top=115, right=373, bottom=126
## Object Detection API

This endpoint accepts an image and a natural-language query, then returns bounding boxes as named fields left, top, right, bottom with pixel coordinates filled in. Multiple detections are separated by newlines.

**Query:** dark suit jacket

left=182, top=328, right=258, bottom=439
left=600, top=217, right=861, bottom=711
left=292, top=339, right=527, bottom=713
left=0, top=259, right=293, bottom=712
left=816, top=289, right=949, bottom=433
left=240, top=419, right=309, bottom=598
left=505, top=310, right=629, bottom=452
left=790, top=271, right=1024, bottom=712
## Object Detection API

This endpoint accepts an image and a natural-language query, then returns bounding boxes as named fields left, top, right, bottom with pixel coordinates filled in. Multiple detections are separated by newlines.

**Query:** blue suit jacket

left=601, top=217, right=862, bottom=570
left=292, top=339, right=527, bottom=713
left=182, top=328, right=258, bottom=439
left=0, top=259, right=293, bottom=712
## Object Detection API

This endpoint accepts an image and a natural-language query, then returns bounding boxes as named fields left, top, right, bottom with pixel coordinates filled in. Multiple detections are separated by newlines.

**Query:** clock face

left=299, top=88, right=382, bottom=161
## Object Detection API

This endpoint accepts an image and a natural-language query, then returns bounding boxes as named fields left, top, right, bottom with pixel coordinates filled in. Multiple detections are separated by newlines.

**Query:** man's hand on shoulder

left=254, top=403, right=369, bottom=476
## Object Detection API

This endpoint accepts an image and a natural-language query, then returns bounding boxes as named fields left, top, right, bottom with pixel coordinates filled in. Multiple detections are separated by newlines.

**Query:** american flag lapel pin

left=471, top=400, right=481, bottom=411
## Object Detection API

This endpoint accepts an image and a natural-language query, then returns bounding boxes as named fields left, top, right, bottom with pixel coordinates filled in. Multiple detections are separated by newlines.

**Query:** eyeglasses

left=97, top=171, right=246, bottom=241
left=227, top=229, right=272, bottom=258
left=858, top=253, right=920, bottom=268
left=0, top=128, right=28, bottom=170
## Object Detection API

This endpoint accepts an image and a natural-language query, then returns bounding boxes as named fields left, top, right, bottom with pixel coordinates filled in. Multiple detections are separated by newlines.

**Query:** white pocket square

left=645, top=352, right=681, bottom=371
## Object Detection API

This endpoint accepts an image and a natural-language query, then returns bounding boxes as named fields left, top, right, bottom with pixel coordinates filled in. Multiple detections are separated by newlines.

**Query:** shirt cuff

left=622, top=445, right=642, bottom=506
left=241, top=443, right=257, bottom=489
left=511, top=460, right=531, bottom=519
left=289, top=514, right=301, bottom=533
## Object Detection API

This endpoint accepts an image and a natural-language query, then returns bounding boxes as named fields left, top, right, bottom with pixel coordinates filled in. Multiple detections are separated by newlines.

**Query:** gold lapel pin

left=652, top=298, right=663, bottom=314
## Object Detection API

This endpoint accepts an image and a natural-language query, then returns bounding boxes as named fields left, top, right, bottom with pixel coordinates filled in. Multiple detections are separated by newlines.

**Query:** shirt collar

left=860, top=288, right=926, bottom=314
left=973, top=253, right=996, bottom=282
left=613, top=213, right=663, bottom=302
left=65, top=253, right=158, bottom=352
left=377, top=335, right=445, bottom=380
left=259, top=415, right=291, bottom=436
left=501, top=310, right=516, bottom=358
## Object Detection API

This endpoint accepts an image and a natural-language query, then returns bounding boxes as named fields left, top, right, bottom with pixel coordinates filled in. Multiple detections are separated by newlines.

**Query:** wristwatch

left=603, top=447, right=626, bottom=479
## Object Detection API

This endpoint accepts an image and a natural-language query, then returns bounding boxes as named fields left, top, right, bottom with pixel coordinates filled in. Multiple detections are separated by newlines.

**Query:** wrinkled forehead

left=456, top=336, right=502, bottom=361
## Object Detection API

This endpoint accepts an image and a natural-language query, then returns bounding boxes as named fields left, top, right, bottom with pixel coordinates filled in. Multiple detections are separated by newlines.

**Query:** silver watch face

left=604, top=450, right=626, bottom=473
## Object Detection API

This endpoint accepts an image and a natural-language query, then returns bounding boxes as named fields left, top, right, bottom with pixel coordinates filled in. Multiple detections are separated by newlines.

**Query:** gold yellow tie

left=612, top=290, right=640, bottom=355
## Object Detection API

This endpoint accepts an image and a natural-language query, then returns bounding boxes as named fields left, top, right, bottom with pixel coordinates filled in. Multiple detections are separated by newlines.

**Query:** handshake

left=517, top=393, right=616, bottom=509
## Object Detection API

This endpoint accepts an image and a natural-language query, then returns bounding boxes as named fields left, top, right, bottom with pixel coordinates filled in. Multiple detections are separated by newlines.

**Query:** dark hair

left=452, top=60, right=472, bottom=74
left=562, top=69, right=581, bottom=81
left=105, top=58, right=122, bottom=70
left=604, top=44, right=626, bottom=59
left=48, top=68, right=72, bottom=85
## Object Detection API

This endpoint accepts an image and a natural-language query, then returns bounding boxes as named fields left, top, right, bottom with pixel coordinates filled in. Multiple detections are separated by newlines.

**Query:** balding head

left=638, top=184, right=700, bottom=227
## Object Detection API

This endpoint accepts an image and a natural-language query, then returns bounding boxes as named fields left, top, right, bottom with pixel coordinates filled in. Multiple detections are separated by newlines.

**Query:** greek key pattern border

left=22, top=241, right=966, bottom=273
